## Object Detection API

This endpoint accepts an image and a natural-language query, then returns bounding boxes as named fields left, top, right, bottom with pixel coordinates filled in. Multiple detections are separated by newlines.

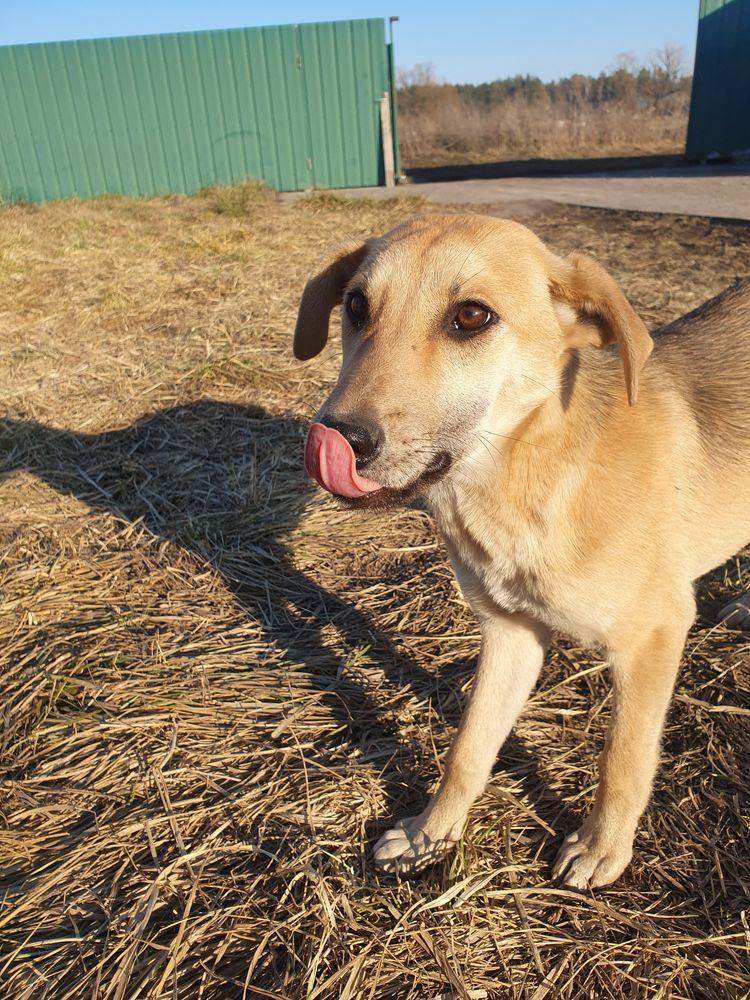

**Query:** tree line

left=395, top=46, right=692, bottom=166
left=399, top=46, right=691, bottom=116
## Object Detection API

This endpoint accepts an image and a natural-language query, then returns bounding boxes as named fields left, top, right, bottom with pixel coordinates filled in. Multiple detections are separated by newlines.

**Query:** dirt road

left=334, top=164, right=750, bottom=221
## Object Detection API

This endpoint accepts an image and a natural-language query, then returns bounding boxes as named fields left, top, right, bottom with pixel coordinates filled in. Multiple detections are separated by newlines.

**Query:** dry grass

left=398, top=96, right=689, bottom=168
left=1, top=188, right=749, bottom=1000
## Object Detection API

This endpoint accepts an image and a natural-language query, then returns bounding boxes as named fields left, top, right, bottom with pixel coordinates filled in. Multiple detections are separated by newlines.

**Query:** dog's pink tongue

left=304, top=423, right=381, bottom=499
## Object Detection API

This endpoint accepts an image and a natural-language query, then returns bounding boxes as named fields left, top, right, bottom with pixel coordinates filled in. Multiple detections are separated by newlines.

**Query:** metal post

left=388, top=16, right=401, bottom=181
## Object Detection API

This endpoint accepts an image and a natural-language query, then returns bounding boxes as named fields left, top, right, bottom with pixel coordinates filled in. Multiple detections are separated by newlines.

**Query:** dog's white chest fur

left=430, top=480, right=609, bottom=646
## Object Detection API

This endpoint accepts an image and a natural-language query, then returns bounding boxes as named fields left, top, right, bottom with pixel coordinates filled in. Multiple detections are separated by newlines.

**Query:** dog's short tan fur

left=294, top=214, right=750, bottom=887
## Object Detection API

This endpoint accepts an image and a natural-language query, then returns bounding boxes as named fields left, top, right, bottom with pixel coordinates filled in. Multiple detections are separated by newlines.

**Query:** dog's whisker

left=474, top=427, right=543, bottom=449
left=476, top=434, right=501, bottom=472
left=447, top=242, right=483, bottom=294
left=517, top=370, right=564, bottom=401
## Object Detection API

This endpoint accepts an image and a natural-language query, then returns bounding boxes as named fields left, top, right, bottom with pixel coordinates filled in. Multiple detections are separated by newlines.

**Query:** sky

left=2, top=1, right=698, bottom=84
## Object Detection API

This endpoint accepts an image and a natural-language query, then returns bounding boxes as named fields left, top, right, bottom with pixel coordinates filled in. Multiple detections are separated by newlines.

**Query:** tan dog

left=294, top=214, right=750, bottom=888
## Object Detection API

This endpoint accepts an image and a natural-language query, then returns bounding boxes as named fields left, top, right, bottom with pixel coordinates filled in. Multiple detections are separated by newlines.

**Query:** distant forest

left=397, top=47, right=692, bottom=166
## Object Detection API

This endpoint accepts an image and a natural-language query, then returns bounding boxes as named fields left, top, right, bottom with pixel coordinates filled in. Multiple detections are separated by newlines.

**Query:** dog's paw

left=552, top=826, right=633, bottom=889
left=372, top=815, right=458, bottom=874
left=717, top=594, right=750, bottom=631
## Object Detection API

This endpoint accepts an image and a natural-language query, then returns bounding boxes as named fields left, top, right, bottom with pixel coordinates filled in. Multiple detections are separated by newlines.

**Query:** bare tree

left=652, top=43, right=686, bottom=81
left=608, top=51, right=640, bottom=76
left=397, top=63, right=440, bottom=89
left=647, top=43, right=688, bottom=109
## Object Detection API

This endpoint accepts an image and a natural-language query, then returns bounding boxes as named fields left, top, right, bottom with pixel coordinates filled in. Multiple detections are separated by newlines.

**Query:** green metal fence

left=0, top=18, right=397, bottom=202
left=686, top=0, right=750, bottom=159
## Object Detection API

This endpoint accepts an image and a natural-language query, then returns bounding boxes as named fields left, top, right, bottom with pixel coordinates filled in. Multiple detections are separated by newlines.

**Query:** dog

left=293, top=213, right=750, bottom=888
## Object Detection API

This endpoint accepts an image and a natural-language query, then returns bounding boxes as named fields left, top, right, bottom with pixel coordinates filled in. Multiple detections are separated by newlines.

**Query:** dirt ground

left=329, top=163, right=750, bottom=223
left=1, top=189, right=749, bottom=999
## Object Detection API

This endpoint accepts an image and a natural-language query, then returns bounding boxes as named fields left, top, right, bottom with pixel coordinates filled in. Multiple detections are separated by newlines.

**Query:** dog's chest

left=432, top=487, right=606, bottom=644
left=435, top=492, right=551, bottom=609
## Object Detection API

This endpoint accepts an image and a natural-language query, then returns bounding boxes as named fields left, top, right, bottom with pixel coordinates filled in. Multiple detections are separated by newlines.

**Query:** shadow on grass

left=1, top=400, right=574, bottom=865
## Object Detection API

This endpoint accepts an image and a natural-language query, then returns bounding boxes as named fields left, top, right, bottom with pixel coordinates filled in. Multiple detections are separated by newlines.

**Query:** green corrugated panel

left=297, top=19, right=390, bottom=188
left=0, top=18, right=395, bottom=201
left=686, top=0, right=750, bottom=158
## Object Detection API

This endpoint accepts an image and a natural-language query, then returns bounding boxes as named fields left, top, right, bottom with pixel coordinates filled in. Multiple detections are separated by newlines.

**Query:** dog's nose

left=321, top=417, right=382, bottom=468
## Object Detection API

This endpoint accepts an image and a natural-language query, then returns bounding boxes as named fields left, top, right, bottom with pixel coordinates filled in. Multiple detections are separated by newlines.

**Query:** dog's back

left=648, top=279, right=750, bottom=575
left=653, top=279, right=750, bottom=452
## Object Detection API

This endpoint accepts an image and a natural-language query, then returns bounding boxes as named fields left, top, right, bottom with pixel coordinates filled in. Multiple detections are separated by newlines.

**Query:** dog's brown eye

left=346, top=292, right=368, bottom=326
left=453, top=303, right=492, bottom=333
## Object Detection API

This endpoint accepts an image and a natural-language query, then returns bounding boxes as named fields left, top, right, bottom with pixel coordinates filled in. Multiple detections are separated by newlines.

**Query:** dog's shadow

left=0, top=400, right=575, bottom=863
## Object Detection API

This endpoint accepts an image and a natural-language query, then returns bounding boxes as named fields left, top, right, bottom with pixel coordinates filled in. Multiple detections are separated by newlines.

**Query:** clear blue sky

left=3, top=1, right=698, bottom=84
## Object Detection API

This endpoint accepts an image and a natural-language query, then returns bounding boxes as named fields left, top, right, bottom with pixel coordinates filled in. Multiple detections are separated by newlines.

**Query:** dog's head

left=294, top=214, right=652, bottom=509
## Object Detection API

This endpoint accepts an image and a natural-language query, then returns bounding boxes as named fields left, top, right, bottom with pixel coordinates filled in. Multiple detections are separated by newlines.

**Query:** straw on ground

left=1, top=186, right=748, bottom=999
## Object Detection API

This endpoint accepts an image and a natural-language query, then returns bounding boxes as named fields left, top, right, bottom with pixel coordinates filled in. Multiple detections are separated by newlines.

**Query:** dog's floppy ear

left=293, top=239, right=372, bottom=360
left=549, top=253, right=653, bottom=405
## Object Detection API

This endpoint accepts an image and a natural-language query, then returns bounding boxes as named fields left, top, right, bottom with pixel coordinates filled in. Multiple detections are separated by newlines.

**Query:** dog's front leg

left=373, top=612, right=550, bottom=873
left=553, top=597, right=695, bottom=889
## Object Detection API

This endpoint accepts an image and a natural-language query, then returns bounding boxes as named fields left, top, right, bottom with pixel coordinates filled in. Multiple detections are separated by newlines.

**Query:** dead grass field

left=1, top=187, right=749, bottom=1000
left=397, top=97, right=688, bottom=169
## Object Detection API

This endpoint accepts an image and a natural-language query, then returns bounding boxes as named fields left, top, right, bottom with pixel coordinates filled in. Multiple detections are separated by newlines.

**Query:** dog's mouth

left=333, top=451, right=452, bottom=510
left=304, top=422, right=451, bottom=510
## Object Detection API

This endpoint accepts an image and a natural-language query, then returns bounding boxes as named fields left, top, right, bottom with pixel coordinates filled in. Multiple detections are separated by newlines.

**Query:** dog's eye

left=453, top=302, right=492, bottom=333
left=346, top=292, right=368, bottom=326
